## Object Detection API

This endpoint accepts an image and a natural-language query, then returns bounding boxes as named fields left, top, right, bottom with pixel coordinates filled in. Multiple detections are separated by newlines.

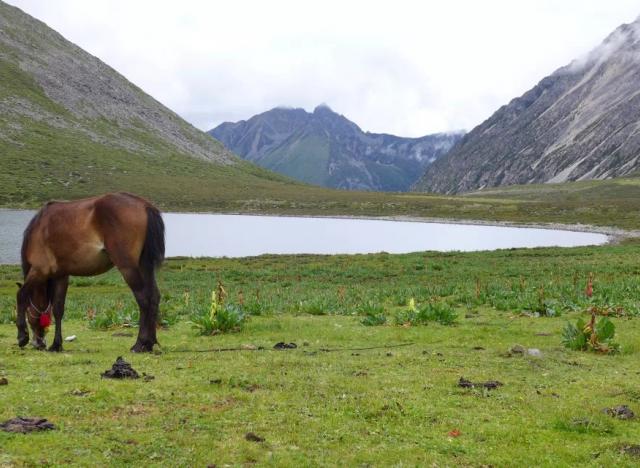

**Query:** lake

left=0, top=210, right=608, bottom=264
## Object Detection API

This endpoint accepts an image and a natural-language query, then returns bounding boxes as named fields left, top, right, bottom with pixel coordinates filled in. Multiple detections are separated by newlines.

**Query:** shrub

left=562, top=313, right=619, bottom=354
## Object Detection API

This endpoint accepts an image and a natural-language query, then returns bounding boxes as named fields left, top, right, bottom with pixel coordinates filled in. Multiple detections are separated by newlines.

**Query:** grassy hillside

left=262, top=135, right=330, bottom=187
left=6, top=151, right=640, bottom=232
left=0, top=0, right=305, bottom=209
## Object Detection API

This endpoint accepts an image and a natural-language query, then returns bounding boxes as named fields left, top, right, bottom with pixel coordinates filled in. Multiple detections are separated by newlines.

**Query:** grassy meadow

left=3, top=244, right=640, bottom=466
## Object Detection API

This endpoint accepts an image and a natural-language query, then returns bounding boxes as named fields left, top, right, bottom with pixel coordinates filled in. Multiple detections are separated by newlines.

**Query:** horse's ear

left=16, top=282, right=23, bottom=289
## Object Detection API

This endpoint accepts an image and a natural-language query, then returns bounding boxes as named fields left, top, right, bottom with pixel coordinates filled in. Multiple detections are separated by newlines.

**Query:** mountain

left=414, top=17, right=640, bottom=194
left=0, top=1, right=296, bottom=208
left=210, top=105, right=463, bottom=191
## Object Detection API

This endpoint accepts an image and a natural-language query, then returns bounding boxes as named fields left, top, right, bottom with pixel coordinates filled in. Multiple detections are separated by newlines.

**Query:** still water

left=0, top=210, right=608, bottom=264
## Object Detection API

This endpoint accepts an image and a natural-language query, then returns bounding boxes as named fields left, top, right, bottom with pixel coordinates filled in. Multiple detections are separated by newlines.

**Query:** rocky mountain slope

left=210, top=105, right=463, bottom=191
left=414, top=17, right=640, bottom=194
left=0, top=1, right=297, bottom=207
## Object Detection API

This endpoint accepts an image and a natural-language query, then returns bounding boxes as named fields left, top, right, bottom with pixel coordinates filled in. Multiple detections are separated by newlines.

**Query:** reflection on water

left=0, top=210, right=608, bottom=264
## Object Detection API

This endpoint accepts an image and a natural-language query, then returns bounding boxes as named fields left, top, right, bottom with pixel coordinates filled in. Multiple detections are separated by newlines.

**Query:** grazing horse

left=16, top=192, right=165, bottom=352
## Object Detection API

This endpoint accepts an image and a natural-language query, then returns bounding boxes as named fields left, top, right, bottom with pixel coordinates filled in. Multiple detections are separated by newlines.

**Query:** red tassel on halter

left=39, top=313, right=52, bottom=328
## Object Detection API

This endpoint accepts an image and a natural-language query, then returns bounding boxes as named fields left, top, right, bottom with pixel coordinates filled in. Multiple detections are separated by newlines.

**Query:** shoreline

left=160, top=210, right=638, bottom=244
left=4, top=206, right=637, bottom=242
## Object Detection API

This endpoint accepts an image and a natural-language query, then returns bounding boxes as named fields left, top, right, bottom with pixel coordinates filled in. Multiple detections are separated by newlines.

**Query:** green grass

left=3, top=246, right=640, bottom=465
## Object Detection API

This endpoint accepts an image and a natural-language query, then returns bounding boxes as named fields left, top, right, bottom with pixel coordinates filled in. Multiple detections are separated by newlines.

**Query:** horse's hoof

left=31, top=337, right=47, bottom=350
left=48, top=344, right=63, bottom=352
left=130, top=342, right=153, bottom=353
left=18, top=337, right=29, bottom=348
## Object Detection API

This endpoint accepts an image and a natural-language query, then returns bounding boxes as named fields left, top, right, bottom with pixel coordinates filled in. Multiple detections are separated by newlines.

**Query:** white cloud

left=6, top=0, right=640, bottom=136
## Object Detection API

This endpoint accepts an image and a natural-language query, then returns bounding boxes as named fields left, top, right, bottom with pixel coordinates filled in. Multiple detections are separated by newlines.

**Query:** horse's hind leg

left=48, top=276, right=69, bottom=352
left=117, top=265, right=159, bottom=352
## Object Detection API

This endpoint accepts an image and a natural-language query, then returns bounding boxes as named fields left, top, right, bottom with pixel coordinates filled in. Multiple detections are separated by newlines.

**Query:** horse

left=16, top=192, right=165, bottom=352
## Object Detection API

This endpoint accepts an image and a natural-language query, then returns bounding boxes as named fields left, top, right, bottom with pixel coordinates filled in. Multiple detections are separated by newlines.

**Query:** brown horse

left=16, top=192, right=165, bottom=352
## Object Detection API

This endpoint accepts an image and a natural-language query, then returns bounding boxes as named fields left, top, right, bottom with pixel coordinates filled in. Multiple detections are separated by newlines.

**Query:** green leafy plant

left=0, top=297, right=15, bottom=324
left=361, top=312, right=387, bottom=326
left=562, top=313, right=619, bottom=354
left=359, top=301, right=386, bottom=326
left=297, top=297, right=334, bottom=315
left=242, top=300, right=272, bottom=316
left=395, top=300, right=458, bottom=326
left=87, top=307, right=138, bottom=330
left=191, top=287, right=247, bottom=335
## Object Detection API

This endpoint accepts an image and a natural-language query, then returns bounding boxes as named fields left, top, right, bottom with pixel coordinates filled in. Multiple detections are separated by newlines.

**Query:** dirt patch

left=112, top=332, right=134, bottom=337
left=273, top=342, right=297, bottom=350
left=245, top=432, right=265, bottom=442
left=619, top=444, right=640, bottom=457
left=204, top=397, right=238, bottom=413
left=458, top=377, right=503, bottom=390
left=0, top=377, right=8, bottom=385
left=603, top=405, right=635, bottom=420
left=1, top=417, right=55, bottom=433
left=101, top=357, right=139, bottom=379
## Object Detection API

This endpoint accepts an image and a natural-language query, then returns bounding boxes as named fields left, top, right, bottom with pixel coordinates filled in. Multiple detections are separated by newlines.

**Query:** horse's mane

left=21, top=206, right=47, bottom=277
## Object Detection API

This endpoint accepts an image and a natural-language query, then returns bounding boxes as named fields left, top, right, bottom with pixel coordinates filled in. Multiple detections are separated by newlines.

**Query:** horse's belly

left=65, top=245, right=113, bottom=276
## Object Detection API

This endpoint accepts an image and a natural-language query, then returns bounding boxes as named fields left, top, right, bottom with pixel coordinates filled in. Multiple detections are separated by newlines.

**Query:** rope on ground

left=319, top=342, right=415, bottom=352
left=168, top=342, right=415, bottom=354
left=170, top=346, right=264, bottom=353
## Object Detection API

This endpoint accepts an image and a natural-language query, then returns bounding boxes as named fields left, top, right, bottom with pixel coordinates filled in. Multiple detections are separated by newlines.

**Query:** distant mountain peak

left=210, top=107, right=463, bottom=191
left=313, top=103, right=334, bottom=113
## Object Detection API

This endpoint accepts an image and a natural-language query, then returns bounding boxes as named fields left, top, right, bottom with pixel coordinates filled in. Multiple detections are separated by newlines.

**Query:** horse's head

left=16, top=282, right=50, bottom=350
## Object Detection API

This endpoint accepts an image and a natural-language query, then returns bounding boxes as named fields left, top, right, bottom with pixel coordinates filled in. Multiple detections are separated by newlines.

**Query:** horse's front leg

left=16, top=282, right=30, bottom=347
left=16, top=300, right=29, bottom=348
left=48, top=276, right=69, bottom=352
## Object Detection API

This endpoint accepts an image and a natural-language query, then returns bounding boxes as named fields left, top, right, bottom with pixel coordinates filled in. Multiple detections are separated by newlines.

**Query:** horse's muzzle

left=31, top=336, right=47, bottom=350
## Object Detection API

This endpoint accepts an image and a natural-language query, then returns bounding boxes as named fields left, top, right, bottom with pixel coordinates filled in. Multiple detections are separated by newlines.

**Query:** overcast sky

left=6, top=0, right=640, bottom=137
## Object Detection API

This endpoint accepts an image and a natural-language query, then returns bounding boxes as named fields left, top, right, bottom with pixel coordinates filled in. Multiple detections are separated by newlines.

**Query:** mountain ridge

left=0, top=0, right=238, bottom=164
left=414, top=16, right=640, bottom=194
left=210, top=105, right=463, bottom=191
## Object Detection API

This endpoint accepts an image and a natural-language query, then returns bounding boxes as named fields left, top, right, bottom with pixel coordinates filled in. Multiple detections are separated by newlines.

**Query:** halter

left=28, top=299, right=53, bottom=328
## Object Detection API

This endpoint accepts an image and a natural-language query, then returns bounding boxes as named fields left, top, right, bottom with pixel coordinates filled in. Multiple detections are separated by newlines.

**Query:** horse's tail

left=140, top=205, right=165, bottom=277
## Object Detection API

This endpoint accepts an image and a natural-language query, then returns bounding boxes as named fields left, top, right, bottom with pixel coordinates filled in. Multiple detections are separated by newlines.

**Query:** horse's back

left=24, top=193, right=152, bottom=277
